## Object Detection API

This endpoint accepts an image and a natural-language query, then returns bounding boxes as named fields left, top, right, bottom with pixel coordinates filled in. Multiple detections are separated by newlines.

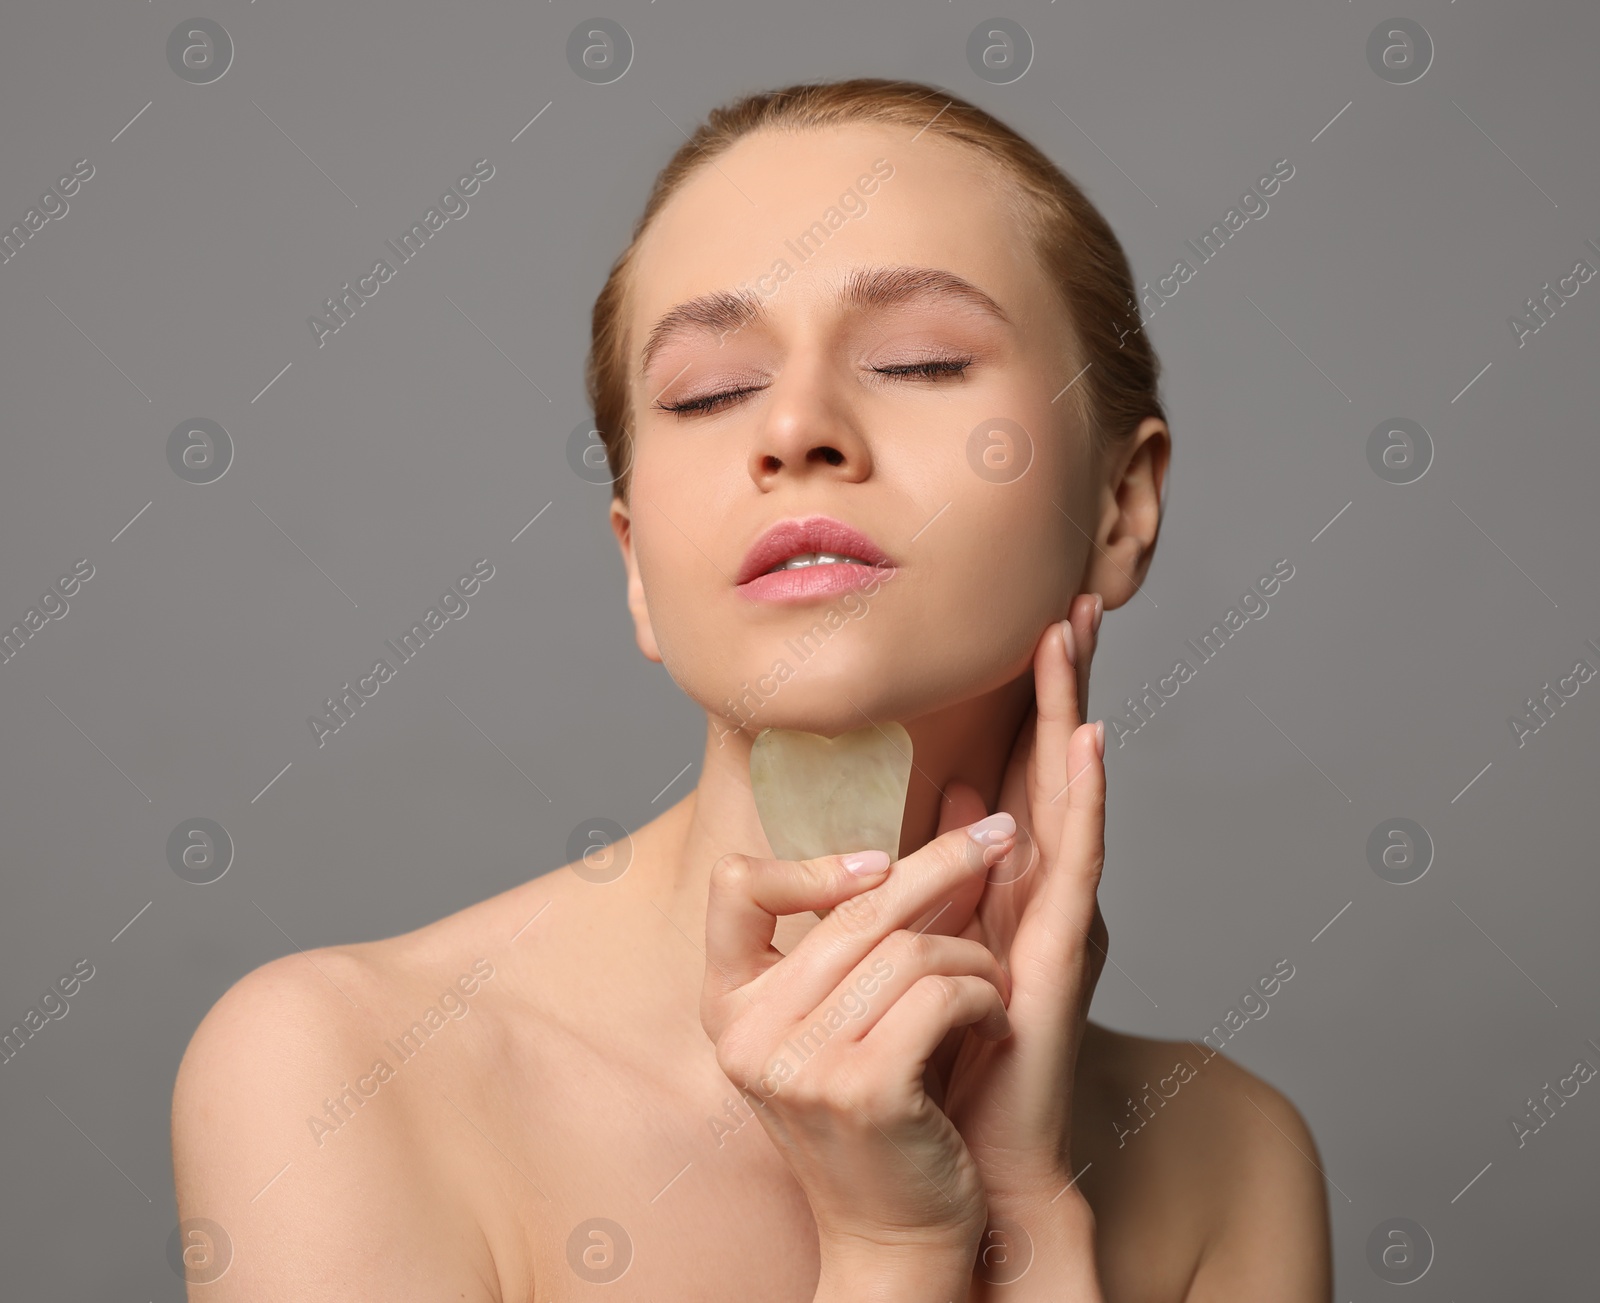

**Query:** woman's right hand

left=700, top=811, right=1020, bottom=1297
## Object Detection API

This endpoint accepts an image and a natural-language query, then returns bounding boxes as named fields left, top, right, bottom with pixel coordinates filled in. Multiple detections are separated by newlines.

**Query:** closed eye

left=655, top=356, right=975, bottom=418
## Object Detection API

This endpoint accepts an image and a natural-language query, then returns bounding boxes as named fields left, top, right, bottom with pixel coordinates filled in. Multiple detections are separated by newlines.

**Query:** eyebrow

left=638, top=264, right=1012, bottom=378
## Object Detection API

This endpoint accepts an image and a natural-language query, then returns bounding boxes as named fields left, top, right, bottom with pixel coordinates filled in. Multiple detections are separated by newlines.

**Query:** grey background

left=2, top=0, right=1596, bottom=1296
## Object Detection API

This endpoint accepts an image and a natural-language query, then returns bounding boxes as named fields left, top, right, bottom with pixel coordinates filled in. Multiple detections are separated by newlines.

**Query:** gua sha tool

left=749, top=722, right=913, bottom=919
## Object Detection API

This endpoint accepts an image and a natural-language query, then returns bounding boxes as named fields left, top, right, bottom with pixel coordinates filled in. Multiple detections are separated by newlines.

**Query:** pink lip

left=735, top=514, right=896, bottom=603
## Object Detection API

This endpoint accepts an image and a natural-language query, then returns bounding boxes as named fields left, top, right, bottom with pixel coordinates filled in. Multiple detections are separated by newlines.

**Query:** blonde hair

left=585, top=76, right=1165, bottom=501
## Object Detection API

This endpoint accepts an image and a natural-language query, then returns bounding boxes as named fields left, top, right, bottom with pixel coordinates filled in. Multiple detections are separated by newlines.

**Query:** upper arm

left=1181, top=1059, right=1332, bottom=1303
left=171, top=951, right=497, bottom=1301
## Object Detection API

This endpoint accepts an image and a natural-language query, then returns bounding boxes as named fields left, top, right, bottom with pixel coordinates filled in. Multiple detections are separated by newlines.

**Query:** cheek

left=629, top=503, right=752, bottom=705
left=630, top=458, right=721, bottom=606
left=913, top=393, right=1083, bottom=572
left=890, top=450, right=1081, bottom=697
left=634, top=523, right=716, bottom=659
left=914, top=469, right=1075, bottom=617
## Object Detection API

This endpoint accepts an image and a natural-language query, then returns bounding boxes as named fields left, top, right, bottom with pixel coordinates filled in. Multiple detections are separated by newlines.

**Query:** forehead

left=626, top=122, right=1060, bottom=360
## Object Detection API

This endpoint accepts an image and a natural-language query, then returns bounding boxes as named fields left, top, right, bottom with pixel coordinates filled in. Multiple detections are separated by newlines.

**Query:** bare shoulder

left=170, top=891, right=546, bottom=1300
left=1080, top=1022, right=1332, bottom=1302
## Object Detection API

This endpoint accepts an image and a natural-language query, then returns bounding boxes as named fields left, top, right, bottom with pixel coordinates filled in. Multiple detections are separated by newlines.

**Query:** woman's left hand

left=935, top=591, right=1110, bottom=1215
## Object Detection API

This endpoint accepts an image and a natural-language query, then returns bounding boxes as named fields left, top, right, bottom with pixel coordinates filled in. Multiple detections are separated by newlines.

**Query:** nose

left=747, top=363, right=873, bottom=490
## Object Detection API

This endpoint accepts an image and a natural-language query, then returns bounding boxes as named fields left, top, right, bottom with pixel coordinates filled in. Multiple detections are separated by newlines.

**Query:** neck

left=648, top=674, right=1036, bottom=945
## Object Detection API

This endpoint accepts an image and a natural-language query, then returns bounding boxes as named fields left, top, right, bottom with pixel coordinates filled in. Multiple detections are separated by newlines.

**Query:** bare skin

left=172, top=119, right=1331, bottom=1299
left=170, top=797, right=1328, bottom=1300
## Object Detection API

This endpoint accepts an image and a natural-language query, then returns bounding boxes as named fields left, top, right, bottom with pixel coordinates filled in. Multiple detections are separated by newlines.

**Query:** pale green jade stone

left=749, top=722, right=913, bottom=918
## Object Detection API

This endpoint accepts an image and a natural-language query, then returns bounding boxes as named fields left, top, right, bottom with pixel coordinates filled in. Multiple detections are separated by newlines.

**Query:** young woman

left=172, top=78, right=1331, bottom=1301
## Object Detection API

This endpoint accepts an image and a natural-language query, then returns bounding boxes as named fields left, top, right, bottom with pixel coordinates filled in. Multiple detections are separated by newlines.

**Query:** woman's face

left=612, top=122, right=1108, bottom=737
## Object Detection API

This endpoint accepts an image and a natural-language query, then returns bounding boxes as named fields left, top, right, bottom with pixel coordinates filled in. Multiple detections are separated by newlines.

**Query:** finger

left=703, top=849, right=892, bottom=1007
left=1030, top=618, right=1079, bottom=869
left=1062, top=719, right=1108, bottom=910
left=757, top=815, right=1018, bottom=1022
left=1001, top=722, right=1106, bottom=1110
left=1015, top=720, right=1107, bottom=999
left=863, top=975, right=1013, bottom=1088
left=1075, top=591, right=1102, bottom=724
left=818, top=932, right=1011, bottom=1041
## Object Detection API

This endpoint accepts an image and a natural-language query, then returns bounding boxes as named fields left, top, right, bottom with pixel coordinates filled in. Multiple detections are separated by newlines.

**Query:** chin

left=707, top=664, right=992, bottom=745
left=670, top=614, right=1028, bottom=736
left=707, top=680, right=893, bottom=742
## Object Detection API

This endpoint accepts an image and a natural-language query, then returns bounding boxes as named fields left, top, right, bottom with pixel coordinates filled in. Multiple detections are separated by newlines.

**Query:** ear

left=609, top=496, right=664, bottom=664
left=1083, top=415, right=1170, bottom=611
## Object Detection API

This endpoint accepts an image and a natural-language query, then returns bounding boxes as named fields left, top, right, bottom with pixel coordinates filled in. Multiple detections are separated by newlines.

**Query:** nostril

left=757, top=446, right=849, bottom=475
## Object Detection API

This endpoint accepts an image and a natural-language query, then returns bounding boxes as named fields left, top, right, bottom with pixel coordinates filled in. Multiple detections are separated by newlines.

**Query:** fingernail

left=967, top=811, right=1016, bottom=846
left=1091, top=593, right=1104, bottom=633
left=1060, top=618, right=1076, bottom=665
left=1094, top=719, right=1106, bottom=758
left=842, top=849, right=890, bottom=875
